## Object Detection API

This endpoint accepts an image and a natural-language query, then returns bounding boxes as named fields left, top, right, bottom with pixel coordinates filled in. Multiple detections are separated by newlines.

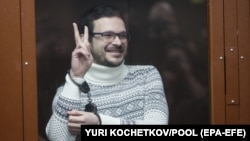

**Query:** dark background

left=35, top=0, right=209, bottom=140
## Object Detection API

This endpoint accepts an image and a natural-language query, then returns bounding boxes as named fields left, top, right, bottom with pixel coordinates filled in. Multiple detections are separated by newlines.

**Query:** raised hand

left=70, top=23, right=93, bottom=78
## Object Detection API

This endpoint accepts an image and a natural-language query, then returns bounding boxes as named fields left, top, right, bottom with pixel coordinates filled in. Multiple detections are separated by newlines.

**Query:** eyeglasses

left=91, top=32, right=130, bottom=43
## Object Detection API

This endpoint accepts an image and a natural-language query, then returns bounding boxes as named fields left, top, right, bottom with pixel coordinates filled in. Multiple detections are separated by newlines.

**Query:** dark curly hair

left=78, top=4, right=127, bottom=41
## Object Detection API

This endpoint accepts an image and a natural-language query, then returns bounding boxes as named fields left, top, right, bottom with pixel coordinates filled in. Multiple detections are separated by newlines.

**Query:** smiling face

left=90, top=17, right=128, bottom=67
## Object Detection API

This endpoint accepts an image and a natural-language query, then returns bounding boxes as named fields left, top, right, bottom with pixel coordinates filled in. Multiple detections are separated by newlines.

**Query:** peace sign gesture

left=70, top=22, right=93, bottom=78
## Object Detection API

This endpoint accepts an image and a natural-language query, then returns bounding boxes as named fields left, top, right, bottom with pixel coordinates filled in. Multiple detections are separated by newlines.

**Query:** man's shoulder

left=124, top=65, right=162, bottom=80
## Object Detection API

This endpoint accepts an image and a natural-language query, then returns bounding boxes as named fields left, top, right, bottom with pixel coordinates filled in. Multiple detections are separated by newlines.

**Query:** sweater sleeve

left=46, top=74, right=85, bottom=141
left=137, top=66, right=169, bottom=125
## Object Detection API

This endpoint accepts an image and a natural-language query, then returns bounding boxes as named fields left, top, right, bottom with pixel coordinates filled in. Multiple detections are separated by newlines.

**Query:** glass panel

left=35, top=0, right=209, bottom=140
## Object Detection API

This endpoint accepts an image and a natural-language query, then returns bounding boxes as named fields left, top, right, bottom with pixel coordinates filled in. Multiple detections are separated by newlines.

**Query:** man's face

left=90, top=17, right=128, bottom=67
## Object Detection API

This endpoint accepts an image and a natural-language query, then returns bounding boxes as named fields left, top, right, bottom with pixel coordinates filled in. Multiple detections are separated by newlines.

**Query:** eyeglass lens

left=93, top=32, right=129, bottom=42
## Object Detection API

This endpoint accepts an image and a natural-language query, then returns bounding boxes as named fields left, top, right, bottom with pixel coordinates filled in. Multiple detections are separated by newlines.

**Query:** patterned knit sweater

left=46, top=63, right=169, bottom=141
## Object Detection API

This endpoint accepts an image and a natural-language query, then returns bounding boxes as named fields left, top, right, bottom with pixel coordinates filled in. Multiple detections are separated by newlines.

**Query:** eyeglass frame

left=90, top=31, right=131, bottom=42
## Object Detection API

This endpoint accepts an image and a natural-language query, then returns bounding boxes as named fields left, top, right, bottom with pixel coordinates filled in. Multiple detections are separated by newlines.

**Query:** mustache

left=105, top=45, right=124, bottom=52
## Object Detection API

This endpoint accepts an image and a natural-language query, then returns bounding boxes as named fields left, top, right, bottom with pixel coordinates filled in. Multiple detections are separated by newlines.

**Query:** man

left=46, top=4, right=169, bottom=141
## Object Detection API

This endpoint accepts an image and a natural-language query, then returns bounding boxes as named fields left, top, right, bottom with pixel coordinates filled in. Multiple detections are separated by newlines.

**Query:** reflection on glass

left=36, top=0, right=209, bottom=140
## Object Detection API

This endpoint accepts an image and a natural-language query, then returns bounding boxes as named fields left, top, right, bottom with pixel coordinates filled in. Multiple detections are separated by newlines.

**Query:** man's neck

left=84, top=62, right=128, bottom=85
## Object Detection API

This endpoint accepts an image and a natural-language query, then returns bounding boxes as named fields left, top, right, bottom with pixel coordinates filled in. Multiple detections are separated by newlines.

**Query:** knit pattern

left=46, top=65, right=169, bottom=141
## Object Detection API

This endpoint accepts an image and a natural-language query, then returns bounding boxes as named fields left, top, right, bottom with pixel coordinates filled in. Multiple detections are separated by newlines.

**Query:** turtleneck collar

left=84, top=62, right=128, bottom=85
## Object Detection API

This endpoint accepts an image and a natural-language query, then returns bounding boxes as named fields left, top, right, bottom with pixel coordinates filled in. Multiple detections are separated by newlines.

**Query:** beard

left=91, top=46, right=127, bottom=67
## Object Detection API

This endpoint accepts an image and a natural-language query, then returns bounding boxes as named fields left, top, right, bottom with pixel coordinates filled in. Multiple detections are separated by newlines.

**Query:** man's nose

left=112, top=35, right=122, bottom=45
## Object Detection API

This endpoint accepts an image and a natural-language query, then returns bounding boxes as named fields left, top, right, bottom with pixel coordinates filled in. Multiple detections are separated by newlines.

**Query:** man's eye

left=120, top=34, right=127, bottom=38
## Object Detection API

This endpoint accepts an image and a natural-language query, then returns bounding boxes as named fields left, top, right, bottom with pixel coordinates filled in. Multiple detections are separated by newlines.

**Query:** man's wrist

left=94, top=112, right=102, bottom=125
left=68, top=70, right=82, bottom=86
left=68, top=70, right=90, bottom=93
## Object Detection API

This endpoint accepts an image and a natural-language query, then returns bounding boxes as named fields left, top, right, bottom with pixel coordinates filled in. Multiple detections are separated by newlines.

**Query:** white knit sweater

left=46, top=63, right=169, bottom=141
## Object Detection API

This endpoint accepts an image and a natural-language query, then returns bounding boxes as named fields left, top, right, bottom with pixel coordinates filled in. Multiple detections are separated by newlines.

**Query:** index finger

left=68, top=110, right=82, bottom=116
left=72, top=22, right=81, bottom=44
